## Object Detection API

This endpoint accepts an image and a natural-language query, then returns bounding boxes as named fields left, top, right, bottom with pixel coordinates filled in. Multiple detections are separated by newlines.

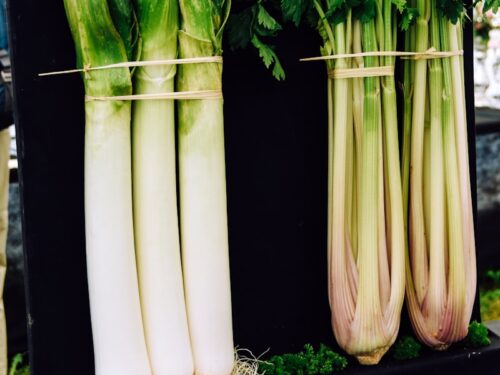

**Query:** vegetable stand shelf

left=342, top=331, right=500, bottom=375
left=7, top=0, right=500, bottom=374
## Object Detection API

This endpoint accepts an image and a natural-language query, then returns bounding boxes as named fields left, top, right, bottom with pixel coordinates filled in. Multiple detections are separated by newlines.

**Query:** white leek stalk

left=178, top=0, right=234, bottom=374
left=132, top=1, right=194, bottom=374
left=63, top=1, right=151, bottom=373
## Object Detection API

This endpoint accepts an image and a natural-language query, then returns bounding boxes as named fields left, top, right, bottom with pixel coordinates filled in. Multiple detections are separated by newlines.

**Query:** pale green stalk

left=378, top=3, right=390, bottom=312
left=448, top=21, right=477, bottom=330
left=405, top=6, right=475, bottom=349
left=63, top=1, right=150, bottom=373
left=423, top=2, right=446, bottom=337
left=316, top=0, right=355, bottom=350
left=439, top=18, right=467, bottom=342
left=401, top=15, right=415, bottom=233
left=132, top=1, right=194, bottom=374
left=327, top=77, right=335, bottom=307
left=379, top=0, right=405, bottom=337
left=346, top=80, right=354, bottom=253
left=351, top=20, right=364, bottom=262
left=346, top=14, right=355, bottom=257
left=343, top=12, right=359, bottom=309
left=330, top=17, right=355, bottom=350
left=347, top=20, right=387, bottom=365
left=409, top=0, right=430, bottom=305
left=378, top=103, right=390, bottom=313
left=318, top=0, right=336, bottom=309
left=423, top=93, right=430, bottom=252
left=320, top=1, right=405, bottom=363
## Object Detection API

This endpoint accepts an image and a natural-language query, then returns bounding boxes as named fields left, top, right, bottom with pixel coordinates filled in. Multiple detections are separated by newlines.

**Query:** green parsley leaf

left=257, top=4, right=282, bottom=31
left=226, top=5, right=257, bottom=50
left=251, top=35, right=286, bottom=80
left=392, top=0, right=407, bottom=13
left=281, top=0, right=308, bottom=26
left=400, top=7, right=419, bottom=31
left=437, top=0, right=464, bottom=24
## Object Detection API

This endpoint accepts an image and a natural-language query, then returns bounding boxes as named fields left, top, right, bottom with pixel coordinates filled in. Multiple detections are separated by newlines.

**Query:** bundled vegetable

left=132, top=1, right=194, bottom=374
left=63, top=1, right=151, bottom=373
left=177, top=0, right=235, bottom=374
left=402, top=0, right=477, bottom=349
left=64, top=0, right=238, bottom=373
left=227, top=0, right=413, bottom=364
left=297, top=0, right=408, bottom=364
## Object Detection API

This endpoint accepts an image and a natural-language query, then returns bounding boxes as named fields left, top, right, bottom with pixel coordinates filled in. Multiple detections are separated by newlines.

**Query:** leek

left=177, top=0, right=234, bottom=374
left=132, top=1, right=194, bottom=374
left=63, top=1, right=151, bottom=373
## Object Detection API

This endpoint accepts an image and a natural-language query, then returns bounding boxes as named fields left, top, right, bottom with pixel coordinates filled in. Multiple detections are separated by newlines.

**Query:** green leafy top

left=63, top=0, right=132, bottom=97
left=179, top=0, right=231, bottom=52
left=321, top=0, right=417, bottom=26
left=437, top=0, right=465, bottom=24
left=134, top=0, right=178, bottom=61
left=227, top=1, right=286, bottom=79
left=400, top=6, right=419, bottom=31
left=227, top=0, right=419, bottom=79
left=281, top=0, right=315, bottom=26
left=108, top=0, right=139, bottom=61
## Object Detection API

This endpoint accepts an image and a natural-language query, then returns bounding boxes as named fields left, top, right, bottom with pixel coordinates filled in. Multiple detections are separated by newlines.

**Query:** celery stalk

left=401, top=15, right=415, bottom=233
left=438, top=17, right=467, bottom=343
left=330, top=19, right=353, bottom=350
left=347, top=21, right=387, bottom=364
left=315, top=0, right=405, bottom=364
left=380, top=0, right=405, bottom=338
left=423, top=2, right=446, bottom=337
left=448, top=21, right=477, bottom=331
left=409, top=0, right=430, bottom=306
left=405, top=2, right=476, bottom=349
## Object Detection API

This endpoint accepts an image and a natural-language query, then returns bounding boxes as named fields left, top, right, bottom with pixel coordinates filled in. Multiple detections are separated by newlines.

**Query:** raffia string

left=300, top=48, right=463, bottom=62
left=85, top=90, right=222, bottom=102
left=38, top=56, right=223, bottom=77
left=40, top=56, right=223, bottom=101
left=329, top=65, right=394, bottom=79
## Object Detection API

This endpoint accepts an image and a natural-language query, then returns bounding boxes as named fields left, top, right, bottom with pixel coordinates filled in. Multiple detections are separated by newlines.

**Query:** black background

left=7, top=0, right=495, bottom=374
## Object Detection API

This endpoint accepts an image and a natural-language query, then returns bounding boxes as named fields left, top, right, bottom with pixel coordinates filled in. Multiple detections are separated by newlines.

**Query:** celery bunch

left=402, top=0, right=477, bottom=349
left=305, top=0, right=412, bottom=364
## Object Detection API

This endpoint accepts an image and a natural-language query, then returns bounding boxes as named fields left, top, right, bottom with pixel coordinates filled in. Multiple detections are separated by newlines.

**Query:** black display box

left=6, top=0, right=500, bottom=374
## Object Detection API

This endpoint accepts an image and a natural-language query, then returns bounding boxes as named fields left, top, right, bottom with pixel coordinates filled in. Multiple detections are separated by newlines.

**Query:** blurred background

left=474, top=4, right=500, bottom=329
